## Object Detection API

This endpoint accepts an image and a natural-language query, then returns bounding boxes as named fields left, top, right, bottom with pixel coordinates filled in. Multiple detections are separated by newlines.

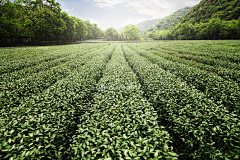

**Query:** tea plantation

left=0, top=41, right=240, bottom=160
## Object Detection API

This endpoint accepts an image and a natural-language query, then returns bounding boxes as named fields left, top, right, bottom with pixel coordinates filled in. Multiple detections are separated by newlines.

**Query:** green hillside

left=136, top=18, right=161, bottom=33
left=180, top=0, right=240, bottom=23
left=118, top=18, right=160, bottom=33
left=144, top=6, right=193, bottom=32
left=145, top=0, right=240, bottom=40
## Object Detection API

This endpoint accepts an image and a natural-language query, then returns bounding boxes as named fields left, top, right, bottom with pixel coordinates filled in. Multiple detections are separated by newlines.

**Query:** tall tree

left=98, top=28, right=105, bottom=38
left=221, top=20, right=238, bottom=40
left=123, top=24, right=140, bottom=40
left=85, top=20, right=93, bottom=39
left=207, top=18, right=222, bottom=40
left=61, top=12, right=75, bottom=43
left=105, top=27, right=119, bottom=40
left=118, top=30, right=127, bottom=40
left=0, top=1, right=22, bottom=43
left=177, top=23, right=191, bottom=40
left=92, top=23, right=100, bottom=39
left=237, top=17, right=240, bottom=36
left=75, top=18, right=87, bottom=41
left=195, top=22, right=209, bottom=40
left=32, top=7, right=56, bottom=44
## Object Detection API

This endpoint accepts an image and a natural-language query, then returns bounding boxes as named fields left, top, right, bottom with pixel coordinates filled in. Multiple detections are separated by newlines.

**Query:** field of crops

left=0, top=40, right=240, bottom=160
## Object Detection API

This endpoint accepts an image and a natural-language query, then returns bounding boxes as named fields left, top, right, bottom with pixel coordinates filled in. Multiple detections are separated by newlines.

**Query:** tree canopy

left=104, top=25, right=140, bottom=41
left=0, top=0, right=104, bottom=44
left=105, top=27, right=119, bottom=41
left=123, top=24, right=140, bottom=40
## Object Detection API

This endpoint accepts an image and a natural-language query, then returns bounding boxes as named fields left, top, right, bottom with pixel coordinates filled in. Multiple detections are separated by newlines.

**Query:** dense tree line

left=145, top=17, right=240, bottom=40
left=0, top=0, right=104, bottom=44
left=104, top=24, right=140, bottom=41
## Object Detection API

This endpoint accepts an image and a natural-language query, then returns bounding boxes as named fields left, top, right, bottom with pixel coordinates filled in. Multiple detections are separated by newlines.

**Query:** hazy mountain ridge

left=118, top=6, right=193, bottom=34
left=118, top=18, right=161, bottom=33
left=144, top=6, right=194, bottom=33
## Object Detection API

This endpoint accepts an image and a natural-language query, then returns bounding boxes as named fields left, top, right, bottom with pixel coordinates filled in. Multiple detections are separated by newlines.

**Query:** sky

left=12, top=0, right=201, bottom=30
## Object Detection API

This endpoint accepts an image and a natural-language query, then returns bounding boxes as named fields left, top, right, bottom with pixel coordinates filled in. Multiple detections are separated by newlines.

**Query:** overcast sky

left=13, top=0, right=201, bottom=30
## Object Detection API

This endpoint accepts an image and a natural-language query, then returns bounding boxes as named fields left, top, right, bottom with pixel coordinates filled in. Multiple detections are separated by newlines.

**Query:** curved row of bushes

left=122, top=44, right=240, bottom=159
left=0, top=45, right=115, bottom=159
left=128, top=44, right=240, bottom=115
left=70, top=45, right=178, bottom=159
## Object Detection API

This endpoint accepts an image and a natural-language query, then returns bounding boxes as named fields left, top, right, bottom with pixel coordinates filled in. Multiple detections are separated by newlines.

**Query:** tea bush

left=0, top=41, right=239, bottom=159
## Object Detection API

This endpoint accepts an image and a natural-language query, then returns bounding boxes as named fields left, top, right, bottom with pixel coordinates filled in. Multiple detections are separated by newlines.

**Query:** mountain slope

left=179, top=0, right=240, bottom=24
left=136, top=18, right=161, bottom=33
left=145, top=0, right=240, bottom=40
left=144, top=6, right=194, bottom=33
left=118, top=18, right=161, bottom=33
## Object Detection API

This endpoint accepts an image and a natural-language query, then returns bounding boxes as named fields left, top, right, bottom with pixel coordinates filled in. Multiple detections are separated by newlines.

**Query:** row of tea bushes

left=0, top=43, right=100, bottom=62
left=0, top=44, right=106, bottom=83
left=128, top=44, right=240, bottom=115
left=0, top=52, right=83, bottom=83
left=176, top=53, right=240, bottom=71
left=0, top=45, right=110, bottom=109
left=0, top=51, right=66, bottom=75
left=70, top=45, right=178, bottom=160
left=122, top=45, right=240, bottom=160
left=138, top=43, right=240, bottom=78
left=0, top=43, right=104, bottom=75
left=155, top=46, right=240, bottom=70
left=138, top=44, right=240, bottom=84
left=153, top=41, right=240, bottom=63
left=0, top=45, right=116, bottom=160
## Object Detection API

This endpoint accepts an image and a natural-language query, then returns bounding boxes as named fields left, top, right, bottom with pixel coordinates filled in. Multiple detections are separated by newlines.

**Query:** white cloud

left=121, top=16, right=148, bottom=26
left=89, top=18, right=104, bottom=25
left=125, top=0, right=201, bottom=19
left=90, top=0, right=201, bottom=18
left=62, top=8, right=74, bottom=12
left=91, top=0, right=127, bottom=9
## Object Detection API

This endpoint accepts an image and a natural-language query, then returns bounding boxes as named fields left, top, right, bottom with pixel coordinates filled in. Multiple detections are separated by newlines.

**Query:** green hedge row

left=145, top=45, right=240, bottom=84
left=0, top=45, right=110, bottom=110
left=122, top=44, right=240, bottom=160
left=133, top=42, right=240, bottom=85
left=70, top=45, right=178, bottom=159
left=177, top=53, right=240, bottom=71
left=0, top=45, right=115, bottom=159
left=141, top=43, right=240, bottom=72
left=153, top=41, right=240, bottom=63
left=0, top=43, right=105, bottom=75
left=128, top=44, right=240, bottom=115
left=0, top=44, right=106, bottom=83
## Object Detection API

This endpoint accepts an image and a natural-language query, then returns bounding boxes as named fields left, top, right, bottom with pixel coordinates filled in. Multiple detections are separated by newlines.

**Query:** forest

left=144, top=0, right=240, bottom=40
left=0, top=0, right=141, bottom=45
left=0, top=0, right=105, bottom=44
left=1, top=0, right=240, bottom=43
